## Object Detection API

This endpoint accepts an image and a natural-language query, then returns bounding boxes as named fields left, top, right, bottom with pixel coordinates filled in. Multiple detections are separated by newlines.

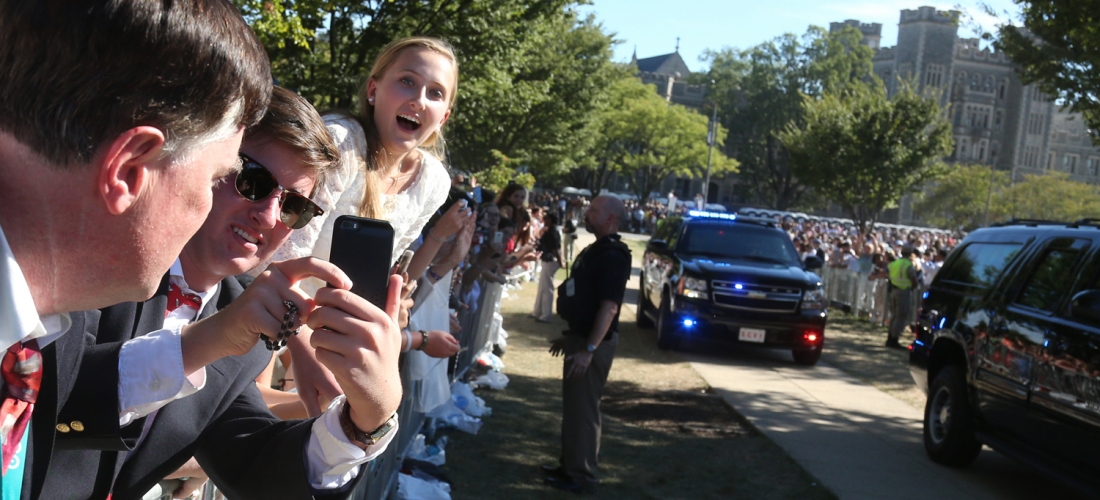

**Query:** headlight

left=678, top=276, right=708, bottom=299
left=802, top=287, right=825, bottom=310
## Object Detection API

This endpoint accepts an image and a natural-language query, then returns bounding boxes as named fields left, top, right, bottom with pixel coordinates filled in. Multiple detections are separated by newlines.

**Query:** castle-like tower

left=850, top=6, right=1094, bottom=182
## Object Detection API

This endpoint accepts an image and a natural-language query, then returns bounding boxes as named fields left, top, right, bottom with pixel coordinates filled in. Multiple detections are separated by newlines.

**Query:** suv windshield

left=679, top=223, right=801, bottom=266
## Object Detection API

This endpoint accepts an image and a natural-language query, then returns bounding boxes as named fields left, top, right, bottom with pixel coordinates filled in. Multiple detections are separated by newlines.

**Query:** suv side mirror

left=1070, top=289, right=1100, bottom=323
left=804, top=255, right=824, bottom=270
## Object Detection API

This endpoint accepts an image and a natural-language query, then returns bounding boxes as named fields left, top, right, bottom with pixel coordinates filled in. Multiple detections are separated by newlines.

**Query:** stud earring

left=368, top=97, right=375, bottom=105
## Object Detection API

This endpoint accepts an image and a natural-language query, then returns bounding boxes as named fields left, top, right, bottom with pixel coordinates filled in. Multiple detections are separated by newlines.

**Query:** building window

left=1032, top=87, right=1047, bottom=102
left=1089, top=157, right=1100, bottom=176
left=1047, top=152, right=1057, bottom=170
left=924, top=64, right=945, bottom=88
left=969, top=73, right=981, bottom=92
left=977, top=139, right=989, bottom=162
left=958, top=137, right=971, bottom=161
left=965, top=105, right=992, bottom=129
left=998, top=79, right=1008, bottom=99
left=994, top=109, right=1003, bottom=131
left=1064, top=154, right=1079, bottom=174
left=1027, top=113, right=1045, bottom=135
left=1023, top=145, right=1040, bottom=167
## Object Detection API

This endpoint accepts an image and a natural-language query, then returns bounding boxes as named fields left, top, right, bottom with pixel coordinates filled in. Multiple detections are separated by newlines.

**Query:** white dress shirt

left=140, top=260, right=394, bottom=489
left=0, top=225, right=390, bottom=489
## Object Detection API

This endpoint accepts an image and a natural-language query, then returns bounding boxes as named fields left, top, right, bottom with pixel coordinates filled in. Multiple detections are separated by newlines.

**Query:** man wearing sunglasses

left=45, top=88, right=404, bottom=499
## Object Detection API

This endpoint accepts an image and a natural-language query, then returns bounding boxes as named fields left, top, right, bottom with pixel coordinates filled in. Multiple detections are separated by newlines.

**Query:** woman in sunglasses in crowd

left=258, top=36, right=473, bottom=415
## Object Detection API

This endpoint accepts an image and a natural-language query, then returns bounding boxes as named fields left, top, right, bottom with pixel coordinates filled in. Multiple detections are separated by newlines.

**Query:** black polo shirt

left=560, top=233, right=631, bottom=338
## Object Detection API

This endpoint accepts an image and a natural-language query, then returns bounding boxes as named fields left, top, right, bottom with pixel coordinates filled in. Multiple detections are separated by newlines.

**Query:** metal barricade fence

left=819, top=266, right=890, bottom=325
left=353, top=278, right=503, bottom=500
left=190, top=277, right=504, bottom=500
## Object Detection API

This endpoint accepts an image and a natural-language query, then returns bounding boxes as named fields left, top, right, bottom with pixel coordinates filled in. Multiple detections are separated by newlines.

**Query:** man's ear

left=97, top=126, right=166, bottom=215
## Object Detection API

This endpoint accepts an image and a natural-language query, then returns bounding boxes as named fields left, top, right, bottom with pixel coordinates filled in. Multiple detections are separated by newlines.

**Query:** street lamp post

left=703, top=87, right=718, bottom=204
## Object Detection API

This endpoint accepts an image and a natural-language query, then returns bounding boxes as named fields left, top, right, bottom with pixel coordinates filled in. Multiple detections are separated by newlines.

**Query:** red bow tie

left=166, top=283, right=201, bottom=316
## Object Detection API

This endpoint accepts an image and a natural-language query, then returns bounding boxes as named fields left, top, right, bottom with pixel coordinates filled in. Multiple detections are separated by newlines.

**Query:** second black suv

left=910, top=221, right=1100, bottom=494
left=637, top=211, right=828, bottom=365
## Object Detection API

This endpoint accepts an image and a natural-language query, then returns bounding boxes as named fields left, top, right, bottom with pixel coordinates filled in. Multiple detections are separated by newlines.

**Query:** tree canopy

left=779, top=83, right=954, bottom=235
left=232, top=0, right=623, bottom=178
left=913, top=163, right=1009, bottom=231
left=695, top=26, right=875, bottom=210
left=564, top=76, right=736, bottom=200
left=996, top=0, right=1100, bottom=141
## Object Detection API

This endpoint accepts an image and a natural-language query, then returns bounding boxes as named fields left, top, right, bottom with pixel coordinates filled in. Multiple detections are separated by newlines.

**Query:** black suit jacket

left=32, top=274, right=363, bottom=500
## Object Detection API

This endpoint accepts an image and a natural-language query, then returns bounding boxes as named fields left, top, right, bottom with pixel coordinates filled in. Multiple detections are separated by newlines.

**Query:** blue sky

left=577, top=0, right=1022, bottom=73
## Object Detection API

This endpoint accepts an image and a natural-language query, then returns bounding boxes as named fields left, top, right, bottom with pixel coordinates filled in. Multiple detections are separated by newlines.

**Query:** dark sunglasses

left=235, top=154, right=324, bottom=230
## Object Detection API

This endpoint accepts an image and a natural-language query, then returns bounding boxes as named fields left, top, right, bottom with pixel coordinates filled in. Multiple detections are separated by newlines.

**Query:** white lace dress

left=255, top=115, right=450, bottom=293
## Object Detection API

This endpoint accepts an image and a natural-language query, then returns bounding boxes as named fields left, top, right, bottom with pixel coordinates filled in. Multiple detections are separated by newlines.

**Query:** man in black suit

left=38, top=87, right=407, bottom=499
left=0, top=1, right=273, bottom=498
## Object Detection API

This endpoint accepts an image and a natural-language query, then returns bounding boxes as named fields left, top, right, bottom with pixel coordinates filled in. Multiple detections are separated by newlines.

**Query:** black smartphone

left=328, top=215, right=395, bottom=308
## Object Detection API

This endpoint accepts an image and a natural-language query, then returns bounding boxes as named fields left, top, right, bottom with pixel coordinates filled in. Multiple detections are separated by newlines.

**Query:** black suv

left=636, top=211, right=828, bottom=365
left=910, top=221, right=1100, bottom=494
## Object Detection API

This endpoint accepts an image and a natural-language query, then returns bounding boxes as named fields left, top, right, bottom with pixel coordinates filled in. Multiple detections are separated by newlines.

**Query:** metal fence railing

left=818, top=266, right=890, bottom=325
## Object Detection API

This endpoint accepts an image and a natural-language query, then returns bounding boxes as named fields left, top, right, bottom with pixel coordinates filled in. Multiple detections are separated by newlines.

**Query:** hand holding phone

left=328, top=216, right=395, bottom=307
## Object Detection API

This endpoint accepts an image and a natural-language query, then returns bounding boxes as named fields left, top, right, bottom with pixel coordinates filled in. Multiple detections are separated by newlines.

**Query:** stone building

left=841, top=5, right=1100, bottom=222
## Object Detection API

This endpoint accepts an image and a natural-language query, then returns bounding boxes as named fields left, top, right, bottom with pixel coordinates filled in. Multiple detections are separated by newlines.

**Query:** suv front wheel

left=923, top=365, right=982, bottom=467
left=656, top=294, right=680, bottom=350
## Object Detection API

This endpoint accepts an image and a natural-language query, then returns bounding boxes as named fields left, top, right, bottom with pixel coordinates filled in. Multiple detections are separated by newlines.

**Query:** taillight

left=803, top=330, right=822, bottom=344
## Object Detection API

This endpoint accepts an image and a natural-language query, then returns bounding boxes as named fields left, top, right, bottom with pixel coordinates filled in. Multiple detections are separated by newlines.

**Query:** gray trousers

left=560, top=332, right=618, bottom=487
left=888, top=288, right=914, bottom=341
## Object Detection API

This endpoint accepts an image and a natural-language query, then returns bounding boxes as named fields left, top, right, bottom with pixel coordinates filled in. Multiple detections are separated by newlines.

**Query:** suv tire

left=792, top=347, right=822, bottom=366
left=924, top=365, right=982, bottom=467
left=636, top=272, right=654, bottom=328
left=656, top=294, right=680, bottom=351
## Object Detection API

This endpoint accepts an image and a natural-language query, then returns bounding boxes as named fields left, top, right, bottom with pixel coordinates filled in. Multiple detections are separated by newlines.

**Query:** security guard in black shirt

left=543, top=195, right=631, bottom=494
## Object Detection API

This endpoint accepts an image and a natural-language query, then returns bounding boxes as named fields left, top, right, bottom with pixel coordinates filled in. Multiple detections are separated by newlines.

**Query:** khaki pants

left=560, top=332, right=617, bottom=487
left=532, top=260, right=560, bottom=321
left=888, top=287, right=913, bottom=341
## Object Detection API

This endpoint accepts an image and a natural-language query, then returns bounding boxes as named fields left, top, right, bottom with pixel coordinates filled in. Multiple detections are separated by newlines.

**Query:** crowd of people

left=0, top=2, right=588, bottom=498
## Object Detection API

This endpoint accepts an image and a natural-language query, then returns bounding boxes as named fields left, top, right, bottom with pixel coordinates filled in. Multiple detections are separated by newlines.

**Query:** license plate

left=739, top=327, right=766, bottom=343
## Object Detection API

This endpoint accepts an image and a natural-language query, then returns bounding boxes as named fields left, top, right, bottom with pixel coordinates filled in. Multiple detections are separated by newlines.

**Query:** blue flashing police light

left=937, top=317, right=947, bottom=330
left=687, top=210, right=736, bottom=220
left=734, top=283, right=744, bottom=290
left=922, top=291, right=929, bottom=299
left=682, top=318, right=697, bottom=328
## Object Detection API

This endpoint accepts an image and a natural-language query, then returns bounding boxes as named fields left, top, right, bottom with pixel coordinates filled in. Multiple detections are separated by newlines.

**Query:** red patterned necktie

left=166, top=283, right=201, bottom=317
left=1, top=339, right=42, bottom=475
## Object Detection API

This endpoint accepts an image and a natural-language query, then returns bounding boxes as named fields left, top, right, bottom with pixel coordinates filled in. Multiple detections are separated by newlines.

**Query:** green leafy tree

left=997, top=172, right=1100, bottom=221
left=780, top=83, right=954, bottom=235
left=569, top=76, right=736, bottom=200
left=996, top=1, right=1100, bottom=141
left=695, top=26, right=875, bottom=210
left=913, top=163, right=1009, bottom=231
left=233, top=1, right=620, bottom=177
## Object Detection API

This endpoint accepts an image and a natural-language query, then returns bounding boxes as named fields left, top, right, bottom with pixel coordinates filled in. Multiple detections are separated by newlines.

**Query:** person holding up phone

left=49, top=88, right=405, bottom=499
left=256, top=37, right=466, bottom=416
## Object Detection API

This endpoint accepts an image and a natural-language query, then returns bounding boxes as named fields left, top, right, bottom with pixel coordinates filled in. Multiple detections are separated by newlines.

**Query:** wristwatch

left=341, top=403, right=398, bottom=448
left=587, top=344, right=597, bottom=353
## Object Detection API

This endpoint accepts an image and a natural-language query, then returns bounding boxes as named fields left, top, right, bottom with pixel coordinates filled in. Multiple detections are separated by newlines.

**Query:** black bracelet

left=427, top=266, right=444, bottom=281
left=416, top=330, right=429, bottom=351
left=263, top=301, right=301, bottom=351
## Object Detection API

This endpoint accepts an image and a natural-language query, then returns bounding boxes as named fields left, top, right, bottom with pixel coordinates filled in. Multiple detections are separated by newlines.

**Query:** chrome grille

left=711, top=280, right=802, bottom=312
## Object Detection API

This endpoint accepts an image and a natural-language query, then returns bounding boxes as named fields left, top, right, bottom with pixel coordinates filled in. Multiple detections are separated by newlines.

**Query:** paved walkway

left=681, top=351, right=1086, bottom=500
left=608, top=229, right=1084, bottom=499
